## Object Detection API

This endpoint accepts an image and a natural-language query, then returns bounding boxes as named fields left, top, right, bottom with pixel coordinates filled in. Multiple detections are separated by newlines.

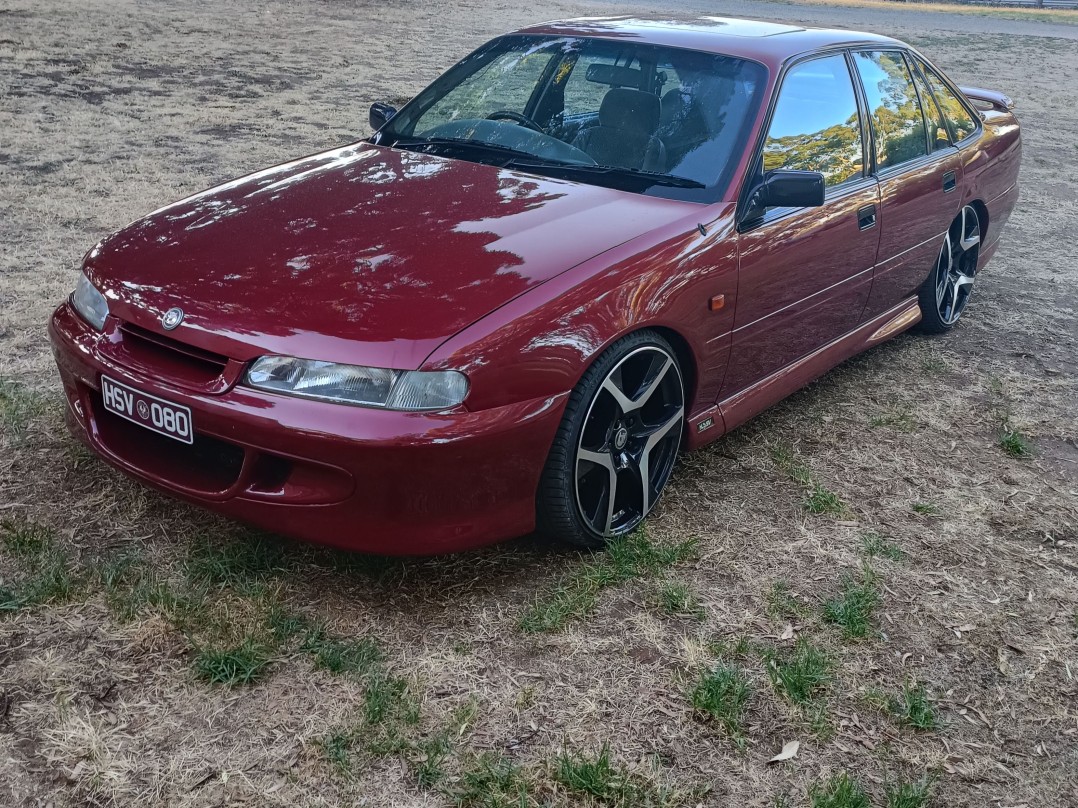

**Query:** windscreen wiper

left=386, top=135, right=564, bottom=164
left=503, top=159, right=706, bottom=189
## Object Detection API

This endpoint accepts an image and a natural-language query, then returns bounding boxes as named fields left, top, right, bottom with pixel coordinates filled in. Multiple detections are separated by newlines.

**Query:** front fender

left=422, top=203, right=740, bottom=417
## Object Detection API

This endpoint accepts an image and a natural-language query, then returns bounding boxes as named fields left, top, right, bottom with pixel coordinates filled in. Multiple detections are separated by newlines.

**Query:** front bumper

left=48, top=303, right=567, bottom=554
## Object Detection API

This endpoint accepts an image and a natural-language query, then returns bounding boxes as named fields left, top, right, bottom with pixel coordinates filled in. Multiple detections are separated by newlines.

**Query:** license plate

left=100, top=376, right=194, bottom=444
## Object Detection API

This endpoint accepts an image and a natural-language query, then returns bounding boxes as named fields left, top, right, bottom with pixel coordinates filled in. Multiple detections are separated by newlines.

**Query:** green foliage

left=0, top=585, right=21, bottom=613
left=0, top=377, right=49, bottom=441
left=363, top=672, right=418, bottom=727
left=822, top=568, right=880, bottom=639
left=770, top=445, right=844, bottom=515
left=885, top=776, right=936, bottom=808
left=810, top=773, right=870, bottom=808
left=870, top=405, right=916, bottom=431
left=689, top=665, right=751, bottom=741
left=911, top=502, right=939, bottom=516
left=890, top=681, right=938, bottom=731
left=185, top=534, right=291, bottom=592
left=321, top=729, right=355, bottom=773
left=920, top=355, right=947, bottom=374
left=301, top=626, right=383, bottom=676
left=708, top=634, right=754, bottom=659
left=554, top=744, right=685, bottom=807
left=0, top=520, right=79, bottom=613
left=999, top=427, right=1032, bottom=457
left=861, top=532, right=906, bottom=561
left=770, top=444, right=813, bottom=486
left=454, top=753, right=533, bottom=807
left=518, top=529, right=696, bottom=633
left=19, top=552, right=79, bottom=606
left=767, top=580, right=808, bottom=618
left=804, top=484, right=844, bottom=515
left=192, top=638, right=272, bottom=685
left=266, top=605, right=309, bottom=642
left=659, top=580, right=704, bottom=619
left=767, top=637, right=833, bottom=705
left=1, top=519, right=53, bottom=560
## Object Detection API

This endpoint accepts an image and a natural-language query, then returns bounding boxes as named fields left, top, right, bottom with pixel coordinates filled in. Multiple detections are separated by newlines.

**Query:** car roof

left=512, top=16, right=905, bottom=69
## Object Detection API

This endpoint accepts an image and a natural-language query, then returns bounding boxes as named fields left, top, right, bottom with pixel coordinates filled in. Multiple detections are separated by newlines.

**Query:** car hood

left=85, top=143, right=697, bottom=370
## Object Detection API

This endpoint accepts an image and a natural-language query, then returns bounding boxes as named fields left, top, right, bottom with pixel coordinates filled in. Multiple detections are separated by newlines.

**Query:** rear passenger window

left=762, top=54, right=864, bottom=187
left=853, top=51, right=928, bottom=169
left=918, top=58, right=979, bottom=143
left=910, top=62, right=950, bottom=151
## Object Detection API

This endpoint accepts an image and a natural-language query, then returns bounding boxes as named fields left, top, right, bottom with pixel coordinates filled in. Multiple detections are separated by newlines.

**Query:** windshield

left=375, top=35, right=768, bottom=202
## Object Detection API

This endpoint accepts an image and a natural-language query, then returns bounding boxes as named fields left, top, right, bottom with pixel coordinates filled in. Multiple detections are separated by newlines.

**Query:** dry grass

left=2, top=0, right=1078, bottom=806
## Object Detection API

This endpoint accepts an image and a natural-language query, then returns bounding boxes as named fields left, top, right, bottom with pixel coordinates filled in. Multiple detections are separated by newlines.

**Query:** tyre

left=537, top=330, right=685, bottom=549
left=917, top=204, right=982, bottom=334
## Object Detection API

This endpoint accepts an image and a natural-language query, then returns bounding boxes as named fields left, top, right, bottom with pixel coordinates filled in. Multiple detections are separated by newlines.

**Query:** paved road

left=593, top=0, right=1078, bottom=40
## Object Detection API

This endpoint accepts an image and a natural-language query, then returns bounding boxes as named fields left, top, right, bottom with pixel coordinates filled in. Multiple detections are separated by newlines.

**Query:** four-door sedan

left=49, top=16, right=1020, bottom=554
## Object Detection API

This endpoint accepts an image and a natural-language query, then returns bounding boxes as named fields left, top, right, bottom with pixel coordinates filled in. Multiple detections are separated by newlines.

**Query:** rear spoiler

left=959, top=86, right=1015, bottom=112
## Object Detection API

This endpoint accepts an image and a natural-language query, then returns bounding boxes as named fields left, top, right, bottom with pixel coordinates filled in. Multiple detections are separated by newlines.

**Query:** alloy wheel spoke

left=935, top=234, right=953, bottom=305
left=633, top=355, right=674, bottom=413
left=638, top=406, right=684, bottom=517
left=960, top=208, right=981, bottom=251
left=601, top=356, right=673, bottom=415
left=577, top=449, right=618, bottom=536
left=948, top=277, right=963, bottom=321
left=601, top=377, right=635, bottom=416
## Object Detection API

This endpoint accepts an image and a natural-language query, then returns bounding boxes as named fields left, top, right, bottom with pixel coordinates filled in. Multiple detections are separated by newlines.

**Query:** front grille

left=118, top=322, right=229, bottom=386
left=92, top=394, right=245, bottom=494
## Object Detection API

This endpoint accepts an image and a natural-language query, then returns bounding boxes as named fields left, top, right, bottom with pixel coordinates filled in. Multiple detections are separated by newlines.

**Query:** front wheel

left=918, top=205, right=981, bottom=333
left=537, top=331, right=685, bottom=549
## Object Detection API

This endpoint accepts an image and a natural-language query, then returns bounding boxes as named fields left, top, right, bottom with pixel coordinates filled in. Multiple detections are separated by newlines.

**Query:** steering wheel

left=486, top=110, right=545, bottom=133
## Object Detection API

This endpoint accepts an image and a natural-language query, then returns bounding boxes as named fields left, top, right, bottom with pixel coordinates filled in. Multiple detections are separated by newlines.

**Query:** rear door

left=852, top=50, right=964, bottom=318
left=722, top=52, right=880, bottom=399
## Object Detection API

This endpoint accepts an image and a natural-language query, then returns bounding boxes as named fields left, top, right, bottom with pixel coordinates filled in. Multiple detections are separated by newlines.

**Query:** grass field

left=1, top=0, right=1076, bottom=806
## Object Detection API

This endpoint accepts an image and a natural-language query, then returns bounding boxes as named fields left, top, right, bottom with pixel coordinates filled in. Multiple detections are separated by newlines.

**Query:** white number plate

left=100, top=376, right=194, bottom=444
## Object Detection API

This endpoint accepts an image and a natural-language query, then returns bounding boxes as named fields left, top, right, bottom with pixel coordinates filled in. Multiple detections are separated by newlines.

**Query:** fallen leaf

left=768, top=740, right=800, bottom=763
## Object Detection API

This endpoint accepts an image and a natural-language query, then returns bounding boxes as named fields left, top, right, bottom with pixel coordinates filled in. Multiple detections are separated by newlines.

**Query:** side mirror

left=369, top=102, right=398, bottom=132
left=741, top=169, right=825, bottom=225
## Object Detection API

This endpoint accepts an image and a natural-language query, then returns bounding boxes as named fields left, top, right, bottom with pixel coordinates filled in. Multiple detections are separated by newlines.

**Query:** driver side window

left=763, top=54, right=864, bottom=188
left=418, top=48, right=554, bottom=133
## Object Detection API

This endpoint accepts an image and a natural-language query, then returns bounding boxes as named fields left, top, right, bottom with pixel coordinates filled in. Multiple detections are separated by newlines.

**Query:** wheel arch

left=644, top=325, right=698, bottom=410
left=968, top=198, right=990, bottom=242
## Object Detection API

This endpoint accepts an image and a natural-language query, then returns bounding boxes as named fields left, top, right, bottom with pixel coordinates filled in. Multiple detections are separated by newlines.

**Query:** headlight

left=72, top=273, right=109, bottom=330
left=245, top=356, right=469, bottom=411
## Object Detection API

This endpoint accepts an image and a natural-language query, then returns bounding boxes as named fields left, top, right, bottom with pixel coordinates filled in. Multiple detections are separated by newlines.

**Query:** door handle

left=943, top=171, right=957, bottom=193
left=857, top=204, right=877, bottom=230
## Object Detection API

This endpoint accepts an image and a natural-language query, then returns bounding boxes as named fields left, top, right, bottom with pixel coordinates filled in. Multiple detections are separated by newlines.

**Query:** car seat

left=571, top=88, right=666, bottom=171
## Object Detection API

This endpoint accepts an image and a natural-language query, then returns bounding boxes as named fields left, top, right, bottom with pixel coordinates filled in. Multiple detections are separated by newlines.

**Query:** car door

left=721, top=52, right=880, bottom=400
left=852, top=50, right=965, bottom=319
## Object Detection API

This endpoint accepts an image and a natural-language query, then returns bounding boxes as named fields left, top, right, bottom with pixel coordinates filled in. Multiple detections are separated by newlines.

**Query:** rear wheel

left=537, top=331, right=685, bottom=549
left=918, top=205, right=981, bottom=333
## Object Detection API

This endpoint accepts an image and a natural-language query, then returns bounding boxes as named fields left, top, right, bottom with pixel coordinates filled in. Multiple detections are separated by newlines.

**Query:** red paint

left=48, top=16, right=1021, bottom=554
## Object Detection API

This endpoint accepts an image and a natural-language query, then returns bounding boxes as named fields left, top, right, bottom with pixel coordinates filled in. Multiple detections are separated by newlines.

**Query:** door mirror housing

left=740, top=169, right=826, bottom=226
left=369, top=102, right=398, bottom=132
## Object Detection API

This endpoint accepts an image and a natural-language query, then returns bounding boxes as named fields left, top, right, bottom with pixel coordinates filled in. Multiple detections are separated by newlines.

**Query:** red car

left=49, top=17, right=1020, bottom=554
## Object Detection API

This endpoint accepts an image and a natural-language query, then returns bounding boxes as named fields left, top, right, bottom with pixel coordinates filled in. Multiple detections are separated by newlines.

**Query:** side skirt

left=684, top=296, right=922, bottom=450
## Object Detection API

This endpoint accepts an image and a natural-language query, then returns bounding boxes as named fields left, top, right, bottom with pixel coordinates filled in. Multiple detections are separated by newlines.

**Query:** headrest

left=599, top=88, right=660, bottom=133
